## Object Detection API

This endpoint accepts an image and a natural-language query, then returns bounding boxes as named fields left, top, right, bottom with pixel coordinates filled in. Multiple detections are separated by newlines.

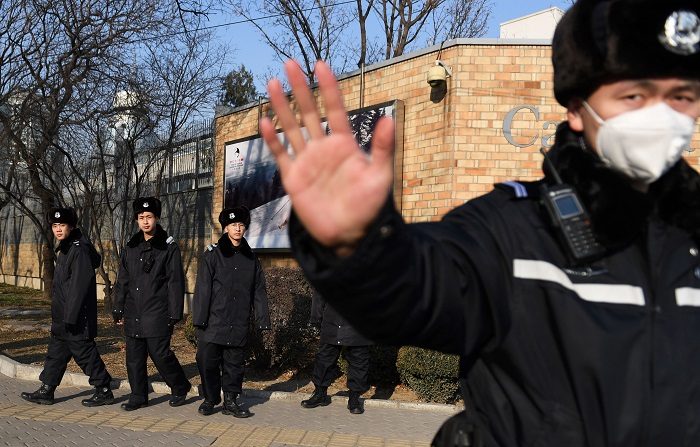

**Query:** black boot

left=222, top=392, right=251, bottom=418
left=81, top=386, right=115, bottom=407
left=169, top=382, right=192, bottom=407
left=347, top=391, right=364, bottom=414
left=301, top=386, right=331, bottom=409
left=121, top=396, right=148, bottom=411
left=198, top=400, right=216, bottom=416
left=169, top=394, right=188, bottom=407
left=21, top=383, right=55, bottom=405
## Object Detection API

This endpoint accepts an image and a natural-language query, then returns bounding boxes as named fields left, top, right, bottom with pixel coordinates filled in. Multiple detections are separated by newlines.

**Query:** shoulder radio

left=539, top=148, right=605, bottom=265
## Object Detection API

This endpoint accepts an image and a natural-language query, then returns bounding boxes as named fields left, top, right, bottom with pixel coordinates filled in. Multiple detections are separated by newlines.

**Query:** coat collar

left=217, top=233, right=254, bottom=258
left=545, top=122, right=700, bottom=249
left=56, top=228, right=82, bottom=254
left=127, top=224, right=169, bottom=249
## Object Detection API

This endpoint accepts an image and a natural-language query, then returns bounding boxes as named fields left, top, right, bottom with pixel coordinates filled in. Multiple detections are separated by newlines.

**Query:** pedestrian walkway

left=0, top=372, right=452, bottom=447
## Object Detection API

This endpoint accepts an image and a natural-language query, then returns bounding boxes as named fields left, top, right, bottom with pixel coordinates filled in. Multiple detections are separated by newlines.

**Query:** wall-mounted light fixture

left=427, top=60, right=452, bottom=88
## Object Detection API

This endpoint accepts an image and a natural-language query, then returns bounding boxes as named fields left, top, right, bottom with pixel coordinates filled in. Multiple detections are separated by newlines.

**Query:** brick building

left=4, top=37, right=700, bottom=292
left=213, top=37, right=700, bottom=269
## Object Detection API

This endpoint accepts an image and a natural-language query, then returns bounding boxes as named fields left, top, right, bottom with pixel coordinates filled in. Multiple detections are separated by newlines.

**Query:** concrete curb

left=0, top=354, right=458, bottom=414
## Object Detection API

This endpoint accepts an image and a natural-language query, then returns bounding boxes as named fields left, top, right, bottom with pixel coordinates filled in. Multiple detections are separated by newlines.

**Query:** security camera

left=427, top=60, right=452, bottom=87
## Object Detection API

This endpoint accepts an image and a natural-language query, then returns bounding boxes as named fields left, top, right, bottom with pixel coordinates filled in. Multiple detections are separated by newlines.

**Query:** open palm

left=260, top=60, right=396, bottom=251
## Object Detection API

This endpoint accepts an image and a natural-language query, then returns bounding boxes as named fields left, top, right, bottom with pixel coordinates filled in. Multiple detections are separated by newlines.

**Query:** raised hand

left=260, top=60, right=395, bottom=253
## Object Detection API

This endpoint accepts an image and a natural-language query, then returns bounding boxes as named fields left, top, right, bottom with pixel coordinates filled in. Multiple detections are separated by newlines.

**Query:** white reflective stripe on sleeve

left=675, top=288, right=700, bottom=306
left=513, top=259, right=646, bottom=306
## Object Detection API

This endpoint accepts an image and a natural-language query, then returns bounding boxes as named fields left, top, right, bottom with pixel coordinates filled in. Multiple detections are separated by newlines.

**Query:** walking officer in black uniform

left=113, top=197, right=192, bottom=411
left=21, top=207, right=114, bottom=407
left=192, top=206, right=270, bottom=417
left=261, top=0, right=700, bottom=444
left=301, top=291, right=372, bottom=414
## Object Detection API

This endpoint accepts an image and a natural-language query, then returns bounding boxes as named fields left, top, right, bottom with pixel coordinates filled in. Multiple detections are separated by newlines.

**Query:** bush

left=247, top=267, right=317, bottom=372
left=396, top=346, right=460, bottom=403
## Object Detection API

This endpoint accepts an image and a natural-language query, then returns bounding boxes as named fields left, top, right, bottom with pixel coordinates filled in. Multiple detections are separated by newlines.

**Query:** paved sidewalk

left=0, top=373, right=452, bottom=447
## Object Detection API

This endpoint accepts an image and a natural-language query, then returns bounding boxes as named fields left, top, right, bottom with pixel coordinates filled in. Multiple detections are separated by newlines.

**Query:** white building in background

left=499, top=7, right=565, bottom=39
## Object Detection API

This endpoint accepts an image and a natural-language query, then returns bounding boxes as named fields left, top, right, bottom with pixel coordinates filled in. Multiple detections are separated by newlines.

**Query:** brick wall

left=5, top=40, right=700, bottom=287
left=213, top=40, right=700, bottom=266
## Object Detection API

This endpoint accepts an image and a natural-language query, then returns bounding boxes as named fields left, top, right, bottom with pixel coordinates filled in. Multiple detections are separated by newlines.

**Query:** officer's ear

left=566, top=98, right=584, bottom=133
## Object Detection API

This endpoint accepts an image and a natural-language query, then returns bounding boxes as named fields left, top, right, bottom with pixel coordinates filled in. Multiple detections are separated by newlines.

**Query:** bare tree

left=426, top=0, right=491, bottom=45
left=226, top=0, right=354, bottom=82
left=227, top=0, right=491, bottom=79
left=374, top=0, right=443, bottom=59
left=355, top=0, right=375, bottom=67
left=53, top=27, right=224, bottom=311
left=0, top=0, right=221, bottom=300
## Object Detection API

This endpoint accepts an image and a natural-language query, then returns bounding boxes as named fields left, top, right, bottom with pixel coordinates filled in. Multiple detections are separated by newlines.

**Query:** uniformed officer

left=113, top=197, right=192, bottom=411
left=192, top=206, right=270, bottom=417
left=301, top=291, right=372, bottom=414
left=21, top=207, right=114, bottom=407
left=260, top=0, right=700, bottom=444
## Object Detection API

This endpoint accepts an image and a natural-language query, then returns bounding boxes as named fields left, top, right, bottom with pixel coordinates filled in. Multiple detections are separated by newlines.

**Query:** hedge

left=396, top=346, right=460, bottom=403
left=247, top=267, right=317, bottom=371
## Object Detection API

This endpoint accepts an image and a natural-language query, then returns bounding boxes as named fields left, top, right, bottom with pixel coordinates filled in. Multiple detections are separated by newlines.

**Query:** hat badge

left=143, top=202, right=149, bottom=208
left=229, top=212, right=235, bottom=219
left=54, top=212, right=60, bottom=218
left=659, top=10, right=700, bottom=56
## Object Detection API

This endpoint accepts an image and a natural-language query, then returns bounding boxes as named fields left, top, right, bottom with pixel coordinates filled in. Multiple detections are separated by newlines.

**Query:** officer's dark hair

left=552, top=0, right=700, bottom=106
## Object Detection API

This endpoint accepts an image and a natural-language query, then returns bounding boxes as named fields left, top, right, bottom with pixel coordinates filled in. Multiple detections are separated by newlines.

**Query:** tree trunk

left=41, top=231, right=54, bottom=300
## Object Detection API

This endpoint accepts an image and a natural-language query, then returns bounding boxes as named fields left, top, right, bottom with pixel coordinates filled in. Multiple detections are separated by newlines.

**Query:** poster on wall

left=223, top=100, right=404, bottom=250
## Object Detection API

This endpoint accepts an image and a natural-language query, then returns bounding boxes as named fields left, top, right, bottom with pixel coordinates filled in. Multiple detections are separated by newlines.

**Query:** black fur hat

left=47, top=207, right=78, bottom=227
left=552, top=0, right=700, bottom=106
left=219, top=206, right=251, bottom=229
left=132, top=197, right=162, bottom=218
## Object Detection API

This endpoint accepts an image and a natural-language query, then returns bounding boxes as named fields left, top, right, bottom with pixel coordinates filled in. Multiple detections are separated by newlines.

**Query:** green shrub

left=396, top=346, right=460, bottom=403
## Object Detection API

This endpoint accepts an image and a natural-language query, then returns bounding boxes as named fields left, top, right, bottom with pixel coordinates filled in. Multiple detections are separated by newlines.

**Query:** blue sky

left=208, top=0, right=572, bottom=90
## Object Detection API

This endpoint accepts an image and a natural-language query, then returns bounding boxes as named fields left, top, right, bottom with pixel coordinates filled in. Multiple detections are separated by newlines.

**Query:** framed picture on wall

left=223, top=99, right=404, bottom=250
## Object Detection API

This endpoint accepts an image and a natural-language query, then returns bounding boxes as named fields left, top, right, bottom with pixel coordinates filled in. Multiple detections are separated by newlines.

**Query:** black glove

left=193, top=322, right=207, bottom=329
left=167, top=318, right=180, bottom=329
left=64, top=322, right=80, bottom=334
left=112, top=309, right=123, bottom=323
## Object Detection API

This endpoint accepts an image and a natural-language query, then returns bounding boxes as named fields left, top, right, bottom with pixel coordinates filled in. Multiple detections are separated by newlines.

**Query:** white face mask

left=582, top=101, right=696, bottom=184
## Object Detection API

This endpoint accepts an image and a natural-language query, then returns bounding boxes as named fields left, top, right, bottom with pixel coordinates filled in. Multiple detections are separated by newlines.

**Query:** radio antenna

left=540, top=147, right=563, bottom=185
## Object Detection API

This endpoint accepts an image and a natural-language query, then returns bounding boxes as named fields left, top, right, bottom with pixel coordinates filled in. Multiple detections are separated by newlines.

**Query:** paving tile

left=0, top=373, right=448, bottom=447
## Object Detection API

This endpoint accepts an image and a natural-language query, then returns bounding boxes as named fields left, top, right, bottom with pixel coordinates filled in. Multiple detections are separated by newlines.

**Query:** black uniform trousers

left=39, top=335, right=111, bottom=388
left=125, top=335, right=190, bottom=403
left=312, top=343, right=370, bottom=393
left=196, top=340, right=246, bottom=404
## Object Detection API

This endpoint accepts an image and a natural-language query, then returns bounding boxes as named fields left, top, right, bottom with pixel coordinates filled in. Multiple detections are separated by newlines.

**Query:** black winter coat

left=114, top=225, right=185, bottom=338
left=192, top=234, right=270, bottom=346
left=51, top=228, right=101, bottom=340
left=310, top=292, right=373, bottom=346
left=291, top=122, right=700, bottom=446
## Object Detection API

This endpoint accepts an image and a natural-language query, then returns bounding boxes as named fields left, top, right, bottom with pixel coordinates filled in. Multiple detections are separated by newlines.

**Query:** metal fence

left=163, top=119, right=214, bottom=193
